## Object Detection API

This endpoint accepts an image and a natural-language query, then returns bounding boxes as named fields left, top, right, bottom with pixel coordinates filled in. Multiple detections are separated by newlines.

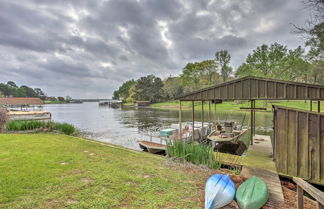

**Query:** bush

left=166, top=140, right=221, bottom=169
left=0, top=108, right=8, bottom=131
left=54, top=123, right=75, bottom=135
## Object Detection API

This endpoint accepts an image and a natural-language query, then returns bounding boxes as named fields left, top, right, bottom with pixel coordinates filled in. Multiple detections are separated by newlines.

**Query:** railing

left=293, top=177, right=324, bottom=209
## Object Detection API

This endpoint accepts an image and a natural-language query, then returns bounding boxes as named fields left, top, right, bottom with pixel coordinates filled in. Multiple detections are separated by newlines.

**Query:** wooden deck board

left=241, top=135, right=285, bottom=207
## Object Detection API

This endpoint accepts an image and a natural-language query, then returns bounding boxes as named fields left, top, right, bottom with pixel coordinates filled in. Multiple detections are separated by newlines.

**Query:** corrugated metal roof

left=178, top=76, right=324, bottom=101
left=0, top=97, right=43, bottom=105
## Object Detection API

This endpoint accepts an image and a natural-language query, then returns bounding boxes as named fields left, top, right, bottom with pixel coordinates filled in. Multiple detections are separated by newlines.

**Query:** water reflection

left=44, top=102, right=273, bottom=150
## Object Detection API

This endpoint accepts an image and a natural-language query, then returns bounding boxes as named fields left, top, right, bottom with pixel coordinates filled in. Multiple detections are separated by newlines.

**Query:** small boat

left=138, top=141, right=166, bottom=154
left=236, top=176, right=269, bottom=209
left=207, top=129, right=248, bottom=143
left=205, top=174, right=235, bottom=209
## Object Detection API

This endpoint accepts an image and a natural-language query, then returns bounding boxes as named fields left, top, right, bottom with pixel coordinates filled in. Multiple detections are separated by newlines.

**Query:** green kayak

left=236, top=176, right=269, bottom=209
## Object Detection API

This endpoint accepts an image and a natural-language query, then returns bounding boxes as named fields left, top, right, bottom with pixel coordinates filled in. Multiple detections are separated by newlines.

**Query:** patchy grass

left=151, top=100, right=323, bottom=112
left=0, top=133, right=222, bottom=209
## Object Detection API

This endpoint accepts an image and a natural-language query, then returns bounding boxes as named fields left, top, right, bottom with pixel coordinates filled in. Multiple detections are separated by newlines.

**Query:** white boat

left=205, top=174, right=235, bottom=209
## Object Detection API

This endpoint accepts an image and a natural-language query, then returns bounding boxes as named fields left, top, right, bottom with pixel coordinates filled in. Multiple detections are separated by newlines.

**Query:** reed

left=5, top=120, right=76, bottom=135
left=6, top=120, right=47, bottom=131
left=166, top=140, right=221, bottom=169
left=53, top=122, right=76, bottom=135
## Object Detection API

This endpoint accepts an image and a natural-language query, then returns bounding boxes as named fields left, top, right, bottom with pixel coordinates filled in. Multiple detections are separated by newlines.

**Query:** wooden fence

left=273, top=105, right=324, bottom=185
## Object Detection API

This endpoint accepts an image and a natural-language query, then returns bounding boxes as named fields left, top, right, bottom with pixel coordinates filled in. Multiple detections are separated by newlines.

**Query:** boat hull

left=205, top=174, right=235, bottom=209
left=236, top=176, right=269, bottom=209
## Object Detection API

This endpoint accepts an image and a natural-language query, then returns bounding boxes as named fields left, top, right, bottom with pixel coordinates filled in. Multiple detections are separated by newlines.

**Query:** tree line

left=0, top=81, right=70, bottom=102
left=113, top=42, right=323, bottom=103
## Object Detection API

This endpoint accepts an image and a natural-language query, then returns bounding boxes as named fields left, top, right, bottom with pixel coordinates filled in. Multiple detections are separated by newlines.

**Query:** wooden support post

left=201, top=101, right=204, bottom=141
left=297, top=185, right=304, bottom=209
left=179, top=100, right=182, bottom=137
left=250, top=100, right=254, bottom=145
left=253, top=100, right=256, bottom=136
left=311, top=101, right=313, bottom=112
left=192, top=101, right=195, bottom=141
left=214, top=102, right=217, bottom=124
left=318, top=101, right=321, bottom=113
left=208, top=101, right=211, bottom=124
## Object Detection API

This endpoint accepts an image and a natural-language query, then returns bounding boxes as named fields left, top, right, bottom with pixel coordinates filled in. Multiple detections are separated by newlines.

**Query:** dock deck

left=241, top=135, right=284, bottom=208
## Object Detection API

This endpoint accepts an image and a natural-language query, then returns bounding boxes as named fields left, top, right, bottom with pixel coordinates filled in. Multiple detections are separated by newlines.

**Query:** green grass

left=0, top=133, right=215, bottom=208
left=151, top=100, right=323, bottom=112
left=166, top=141, right=221, bottom=169
left=5, top=120, right=76, bottom=135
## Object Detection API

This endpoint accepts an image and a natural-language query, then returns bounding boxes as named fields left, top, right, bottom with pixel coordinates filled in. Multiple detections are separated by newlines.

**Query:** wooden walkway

left=241, top=135, right=284, bottom=208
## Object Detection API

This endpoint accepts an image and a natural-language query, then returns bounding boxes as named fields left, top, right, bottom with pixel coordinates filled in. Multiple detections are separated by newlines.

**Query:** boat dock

left=241, top=135, right=284, bottom=208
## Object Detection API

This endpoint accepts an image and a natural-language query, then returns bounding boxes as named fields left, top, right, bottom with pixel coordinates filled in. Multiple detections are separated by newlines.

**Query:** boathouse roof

left=178, top=76, right=324, bottom=101
left=0, top=97, right=43, bottom=105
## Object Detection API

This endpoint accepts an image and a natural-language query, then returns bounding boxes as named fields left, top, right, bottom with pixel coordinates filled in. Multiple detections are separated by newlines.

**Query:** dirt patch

left=66, top=199, right=79, bottom=204
left=44, top=199, right=61, bottom=208
left=80, top=177, right=93, bottom=183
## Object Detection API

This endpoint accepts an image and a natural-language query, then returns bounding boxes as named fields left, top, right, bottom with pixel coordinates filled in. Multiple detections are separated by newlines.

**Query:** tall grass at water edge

left=166, top=140, right=221, bottom=169
left=5, top=120, right=76, bottom=135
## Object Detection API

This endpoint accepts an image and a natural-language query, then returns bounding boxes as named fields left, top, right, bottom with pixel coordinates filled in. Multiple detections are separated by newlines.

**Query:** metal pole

left=318, top=101, right=321, bottom=113
left=192, top=101, right=195, bottom=141
left=250, top=100, right=253, bottom=145
left=201, top=101, right=204, bottom=141
left=179, top=100, right=182, bottom=137
left=311, top=100, right=313, bottom=112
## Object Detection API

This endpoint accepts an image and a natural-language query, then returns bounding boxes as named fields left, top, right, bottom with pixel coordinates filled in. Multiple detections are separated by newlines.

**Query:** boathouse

left=177, top=76, right=324, bottom=186
left=0, top=97, right=51, bottom=121
left=0, top=97, right=43, bottom=109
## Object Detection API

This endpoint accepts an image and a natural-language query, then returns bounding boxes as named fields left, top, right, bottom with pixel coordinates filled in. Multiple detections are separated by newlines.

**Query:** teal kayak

left=236, top=176, right=269, bottom=209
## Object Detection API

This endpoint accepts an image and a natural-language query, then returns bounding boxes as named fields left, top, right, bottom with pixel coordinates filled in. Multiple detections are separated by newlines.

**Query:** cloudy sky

left=0, top=0, right=310, bottom=98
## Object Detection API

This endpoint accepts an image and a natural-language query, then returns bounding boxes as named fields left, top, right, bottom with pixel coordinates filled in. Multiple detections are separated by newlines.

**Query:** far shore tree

left=215, top=50, right=232, bottom=82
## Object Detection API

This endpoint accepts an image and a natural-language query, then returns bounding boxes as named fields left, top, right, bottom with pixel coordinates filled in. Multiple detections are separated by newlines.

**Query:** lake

left=44, top=102, right=273, bottom=150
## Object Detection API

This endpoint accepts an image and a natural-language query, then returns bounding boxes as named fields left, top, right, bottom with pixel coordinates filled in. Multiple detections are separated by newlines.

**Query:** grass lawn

left=0, top=133, right=216, bottom=209
left=151, top=100, right=323, bottom=112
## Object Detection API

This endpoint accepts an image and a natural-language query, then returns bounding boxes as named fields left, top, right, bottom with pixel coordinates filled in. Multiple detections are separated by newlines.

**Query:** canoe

left=205, top=174, right=235, bottom=209
left=236, top=176, right=269, bottom=209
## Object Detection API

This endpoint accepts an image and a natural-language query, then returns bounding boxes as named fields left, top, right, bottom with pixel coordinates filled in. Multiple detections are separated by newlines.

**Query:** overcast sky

left=0, top=0, right=310, bottom=98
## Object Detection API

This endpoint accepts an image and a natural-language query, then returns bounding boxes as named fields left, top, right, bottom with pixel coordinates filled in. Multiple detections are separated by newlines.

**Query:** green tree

left=181, top=62, right=203, bottom=91
left=215, top=50, right=232, bottom=82
left=113, top=80, right=136, bottom=100
left=163, top=77, right=184, bottom=99
left=134, top=75, right=165, bottom=103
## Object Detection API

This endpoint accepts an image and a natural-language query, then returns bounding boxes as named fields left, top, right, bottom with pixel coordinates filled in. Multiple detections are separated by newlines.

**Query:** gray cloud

left=0, top=0, right=309, bottom=98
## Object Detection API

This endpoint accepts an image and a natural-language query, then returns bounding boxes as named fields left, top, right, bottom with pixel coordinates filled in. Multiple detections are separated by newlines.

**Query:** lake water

left=44, top=102, right=273, bottom=150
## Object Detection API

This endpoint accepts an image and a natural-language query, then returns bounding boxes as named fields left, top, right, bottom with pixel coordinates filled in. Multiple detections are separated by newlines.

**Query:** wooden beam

left=240, top=107, right=267, bottom=110
left=293, top=177, right=324, bottom=207
left=179, top=100, right=182, bottom=137
left=201, top=101, right=204, bottom=141
left=318, top=101, right=321, bottom=113
left=297, top=185, right=304, bottom=209
left=311, top=101, right=313, bottom=112
left=250, top=100, right=253, bottom=145
left=208, top=101, right=211, bottom=124
left=192, top=101, right=195, bottom=141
